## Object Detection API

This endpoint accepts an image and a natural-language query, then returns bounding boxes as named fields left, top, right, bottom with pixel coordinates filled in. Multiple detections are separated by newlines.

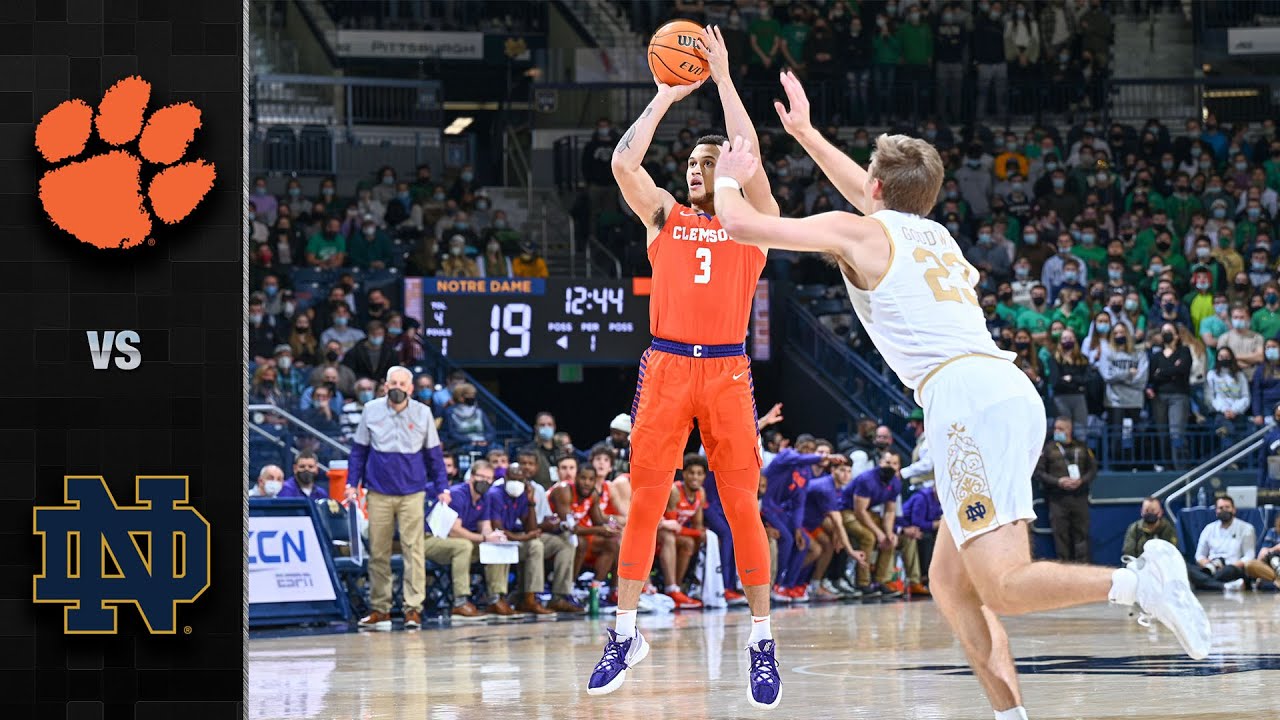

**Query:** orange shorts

left=629, top=346, right=762, bottom=472
left=807, top=526, right=825, bottom=540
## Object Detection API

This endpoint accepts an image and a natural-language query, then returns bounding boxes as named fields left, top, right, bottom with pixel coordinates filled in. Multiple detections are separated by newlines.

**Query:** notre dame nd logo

left=33, top=476, right=210, bottom=634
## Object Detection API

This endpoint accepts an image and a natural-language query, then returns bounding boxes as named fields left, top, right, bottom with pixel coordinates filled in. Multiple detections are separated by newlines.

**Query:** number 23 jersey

left=648, top=206, right=766, bottom=345
left=841, top=209, right=1013, bottom=399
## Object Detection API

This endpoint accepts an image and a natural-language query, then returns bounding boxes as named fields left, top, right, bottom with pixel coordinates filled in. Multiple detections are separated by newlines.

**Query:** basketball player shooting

left=585, top=26, right=784, bottom=709
left=708, top=71, right=1211, bottom=720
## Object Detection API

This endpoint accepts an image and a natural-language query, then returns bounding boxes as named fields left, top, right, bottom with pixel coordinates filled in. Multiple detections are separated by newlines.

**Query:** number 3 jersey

left=648, top=205, right=766, bottom=345
left=841, top=209, right=1013, bottom=401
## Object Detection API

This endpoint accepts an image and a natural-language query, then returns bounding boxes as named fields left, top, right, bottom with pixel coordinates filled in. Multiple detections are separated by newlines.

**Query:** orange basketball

left=648, top=19, right=708, bottom=86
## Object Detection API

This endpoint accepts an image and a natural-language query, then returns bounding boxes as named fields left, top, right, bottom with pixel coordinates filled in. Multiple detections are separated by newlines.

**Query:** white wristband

left=713, top=177, right=742, bottom=193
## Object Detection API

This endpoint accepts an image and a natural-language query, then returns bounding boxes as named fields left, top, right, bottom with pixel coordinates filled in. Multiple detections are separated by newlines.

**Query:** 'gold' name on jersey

left=671, top=225, right=729, bottom=243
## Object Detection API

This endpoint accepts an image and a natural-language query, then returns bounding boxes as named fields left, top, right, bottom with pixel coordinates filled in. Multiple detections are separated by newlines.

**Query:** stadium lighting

left=444, top=117, right=474, bottom=135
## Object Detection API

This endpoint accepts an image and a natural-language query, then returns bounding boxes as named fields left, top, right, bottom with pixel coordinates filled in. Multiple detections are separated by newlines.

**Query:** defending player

left=586, top=27, right=783, bottom=708
left=707, top=71, right=1210, bottom=720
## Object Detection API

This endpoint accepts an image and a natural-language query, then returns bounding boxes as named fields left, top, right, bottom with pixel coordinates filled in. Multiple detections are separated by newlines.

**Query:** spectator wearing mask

left=870, top=12, right=901, bottom=124
left=348, top=216, right=395, bottom=270
left=1251, top=338, right=1280, bottom=426
left=1121, top=497, right=1178, bottom=560
left=444, top=461, right=520, bottom=618
left=894, top=5, right=933, bottom=113
left=582, top=117, right=619, bottom=234
left=524, top=412, right=560, bottom=489
left=513, top=241, right=549, bottom=279
left=1253, top=283, right=1280, bottom=337
left=1051, top=287, right=1092, bottom=339
left=747, top=0, right=783, bottom=81
left=1147, top=322, right=1193, bottom=468
left=440, top=383, right=496, bottom=452
left=1191, top=496, right=1256, bottom=591
left=1017, top=284, right=1053, bottom=341
left=955, top=145, right=992, bottom=218
left=843, top=15, right=873, bottom=124
left=969, top=223, right=1012, bottom=282
left=309, top=340, right=357, bottom=398
left=385, top=314, right=425, bottom=366
left=439, top=235, right=481, bottom=278
left=340, top=378, right=377, bottom=443
left=250, top=364, right=286, bottom=408
left=306, top=216, right=346, bottom=269
left=301, top=383, right=342, bottom=451
left=1036, top=416, right=1096, bottom=562
left=1041, top=170, right=1083, bottom=226
left=271, top=344, right=306, bottom=402
left=1099, top=324, right=1147, bottom=460
left=250, top=176, right=278, bottom=222
left=1147, top=290, right=1191, bottom=335
left=1082, top=312, right=1112, bottom=363
left=250, top=464, right=284, bottom=498
left=278, top=451, right=327, bottom=499
left=1199, top=293, right=1232, bottom=360
left=840, top=451, right=904, bottom=599
left=1208, top=346, right=1251, bottom=451
left=477, top=237, right=513, bottom=277
left=299, top=366, right=344, bottom=414
left=248, top=295, right=281, bottom=364
left=448, top=165, right=478, bottom=205
left=342, top=321, right=397, bottom=383
left=1047, top=329, right=1090, bottom=435
left=1221, top=305, right=1265, bottom=370
left=248, top=200, right=270, bottom=245
left=320, top=304, right=366, bottom=355
left=1246, top=514, right=1280, bottom=586
left=931, top=4, right=967, bottom=123
left=972, top=0, right=1008, bottom=120
left=480, top=459, right=564, bottom=616
left=346, top=366, right=449, bottom=631
left=1041, top=235, right=1087, bottom=303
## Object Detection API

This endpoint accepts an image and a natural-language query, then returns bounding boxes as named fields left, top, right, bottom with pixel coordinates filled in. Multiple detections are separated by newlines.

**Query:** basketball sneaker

left=586, top=629, right=649, bottom=696
left=814, top=580, right=842, bottom=602
left=833, top=578, right=862, bottom=599
left=667, top=590, right=704, bottom=610
left=785, top=585, right=810, bottom=603
left=770, top=585, right=792, bottom=604
left=724, top=589, right=749, bottom=606
left=746, top=639, right=782, bottom=709
left=1120, top=539, right=1211, bottom=660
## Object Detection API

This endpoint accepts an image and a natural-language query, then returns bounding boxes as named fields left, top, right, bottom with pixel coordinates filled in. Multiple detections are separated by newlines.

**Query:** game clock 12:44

left=412, top=278, right=652, bottom=364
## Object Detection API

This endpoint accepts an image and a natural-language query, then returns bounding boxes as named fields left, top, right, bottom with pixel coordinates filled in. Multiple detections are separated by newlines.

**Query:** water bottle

left=1196, top=486, right=1207, bottom=508
left=588, top=582, right=600, bottom=618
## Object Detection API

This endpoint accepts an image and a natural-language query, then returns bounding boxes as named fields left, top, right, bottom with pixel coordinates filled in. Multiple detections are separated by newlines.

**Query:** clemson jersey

left=673, top=486, right=706, bottom=527
left=648, top=206, right=766, bottom=345
left=558, top=481, right=596, bottom=527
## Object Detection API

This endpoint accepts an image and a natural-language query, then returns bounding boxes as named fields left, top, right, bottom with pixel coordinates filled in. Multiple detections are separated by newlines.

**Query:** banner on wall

left=332, top=30, right=484, bottom=59
left=248, top=514, right=338, bottom=604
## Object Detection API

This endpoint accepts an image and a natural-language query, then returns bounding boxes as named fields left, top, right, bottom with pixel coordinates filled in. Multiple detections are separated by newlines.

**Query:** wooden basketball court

left=249, top=594, right=1277, bottom=719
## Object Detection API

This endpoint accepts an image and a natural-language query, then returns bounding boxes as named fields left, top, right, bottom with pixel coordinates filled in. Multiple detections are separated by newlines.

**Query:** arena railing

left=1156, top=423, right=1271, bottom=510
left=251, top=73, right=444, bottom=130
left=1105, top=75, right=1280, bottom=126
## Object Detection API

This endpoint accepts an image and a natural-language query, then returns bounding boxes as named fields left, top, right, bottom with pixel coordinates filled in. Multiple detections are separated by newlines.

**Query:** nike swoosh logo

left=743, top=567, right=758, bottom=575
left=621, top=561, right=636, bottom=567
left=732, top=372, right=746, bottom=380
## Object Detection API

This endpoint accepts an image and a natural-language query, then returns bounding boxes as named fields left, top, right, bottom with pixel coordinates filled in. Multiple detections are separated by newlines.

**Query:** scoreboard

left=407, top=277, right=653, bottom=364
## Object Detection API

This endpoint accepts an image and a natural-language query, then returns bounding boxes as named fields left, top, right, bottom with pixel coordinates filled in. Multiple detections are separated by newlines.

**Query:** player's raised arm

left=702, top=25, right=778, bottom=217
left=611, top=80, right=702, bottom=231
left=713, top=137, right=885, bottom=275
left=773, top=70, right=874, bottom=215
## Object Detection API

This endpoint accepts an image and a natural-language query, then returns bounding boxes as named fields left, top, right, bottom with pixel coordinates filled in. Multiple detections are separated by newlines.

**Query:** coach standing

left=346, top=365, right=448, bottom=631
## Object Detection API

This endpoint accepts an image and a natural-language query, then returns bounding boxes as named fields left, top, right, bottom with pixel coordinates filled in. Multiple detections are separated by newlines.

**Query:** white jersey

left=841, top=210, right=1014, bottom=401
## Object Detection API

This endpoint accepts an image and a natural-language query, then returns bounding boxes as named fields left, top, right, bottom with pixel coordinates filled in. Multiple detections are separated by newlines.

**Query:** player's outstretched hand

left=774, top=70, right=812, bottom=138
left=656, top=79, right=705, bottom=103
left=716, top=135, right=759, bottom=185
left=758, top=402, right=784, bottom=429
left=701, top=25, right=731, bottom=83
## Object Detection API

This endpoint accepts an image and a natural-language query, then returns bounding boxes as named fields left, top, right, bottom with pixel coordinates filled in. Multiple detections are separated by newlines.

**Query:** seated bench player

left=800, top=455, right=865, bottom=601
left=484, top=459, right=558, bottom=616
left=549, top=462, right=621, bottom=581
left=446, top=463, right=516, bottom=617
left=656, top=454, right=708, bottom=609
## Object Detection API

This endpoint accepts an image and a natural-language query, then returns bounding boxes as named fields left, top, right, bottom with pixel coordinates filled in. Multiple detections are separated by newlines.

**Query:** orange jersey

left=674, top=485, right=706, bottom=527
left=648, top=206, right=766, bottom=345
left=599, top=480, right=618, bottom=516
left=558, top=481, right=596, bottom=527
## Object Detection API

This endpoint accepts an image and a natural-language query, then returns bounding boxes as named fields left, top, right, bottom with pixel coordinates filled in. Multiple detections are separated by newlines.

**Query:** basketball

left=648, top=19, right=708, bottom=86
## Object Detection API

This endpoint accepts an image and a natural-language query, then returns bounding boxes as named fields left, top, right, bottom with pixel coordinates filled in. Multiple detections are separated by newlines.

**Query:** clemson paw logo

left=35, top=76, right=216, bottom=250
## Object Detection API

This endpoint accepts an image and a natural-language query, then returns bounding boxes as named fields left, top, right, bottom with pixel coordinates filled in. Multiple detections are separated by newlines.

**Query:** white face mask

left=263, top=480, right=283, bottom=496
left=504, top=480, right=525, bottom=498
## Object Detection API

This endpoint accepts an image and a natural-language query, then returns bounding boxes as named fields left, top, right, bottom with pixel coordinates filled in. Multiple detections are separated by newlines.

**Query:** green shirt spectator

left=1071, top=242, right=1107, bottom=278
left=896, top=14, right=933, bottom=66
left=1265, top=155, right=1280, bottom=193
left=1121, top=514, right=1178, bottom=560
left=1164, top=192, right=1203, bottom=239
left=780, top=19, right=810, bottom=67
left=872, top=29, right=902, bottom=65
left=306, top=219, right=347, bottom=268
left=1252, top=300, right=1280, bottom=338
left=347, top=226, right=396, bottom=270
left=748, top=12, right=782, bottom=67
left=1051, top=302, right=1093, bottom=339
left=1017, top=307, right=1053, bottom=335
left=1200, top=313, right=1228, bottom=370
left=1183, top=288, right=1215, bottom=336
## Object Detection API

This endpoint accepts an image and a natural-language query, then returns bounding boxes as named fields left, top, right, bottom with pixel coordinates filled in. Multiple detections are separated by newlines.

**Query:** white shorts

left=918, top=355, right=1046, bottom=548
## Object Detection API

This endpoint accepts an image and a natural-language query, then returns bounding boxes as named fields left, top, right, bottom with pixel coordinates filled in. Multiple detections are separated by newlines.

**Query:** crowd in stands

left=632, top=0, right=1114, bottom=126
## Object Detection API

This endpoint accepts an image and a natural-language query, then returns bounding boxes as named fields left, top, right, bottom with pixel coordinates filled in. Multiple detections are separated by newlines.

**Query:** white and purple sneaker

left=586, top=629, right=649, bottom=696
left=746, top=639, right=782, bottom=709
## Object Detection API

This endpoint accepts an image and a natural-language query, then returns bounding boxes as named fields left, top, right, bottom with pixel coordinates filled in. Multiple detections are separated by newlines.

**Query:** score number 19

left=490, top=303, right=531, bottom=357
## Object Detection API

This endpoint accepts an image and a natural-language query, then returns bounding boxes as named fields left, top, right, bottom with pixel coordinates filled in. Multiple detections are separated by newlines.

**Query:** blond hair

left=868, top=134, right=945, bottom=216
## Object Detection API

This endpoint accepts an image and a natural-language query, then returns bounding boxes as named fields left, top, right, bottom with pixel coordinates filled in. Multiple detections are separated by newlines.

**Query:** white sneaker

left=1223, top=579, right=1245, bottom=592
left=1125, top=539, right=1212, bottom=660
left=586, top=629, right=649, bottom=696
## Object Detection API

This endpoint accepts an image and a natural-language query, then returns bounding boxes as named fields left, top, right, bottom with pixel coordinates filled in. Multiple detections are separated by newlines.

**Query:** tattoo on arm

left=615, top=104, right=655, bottom=155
